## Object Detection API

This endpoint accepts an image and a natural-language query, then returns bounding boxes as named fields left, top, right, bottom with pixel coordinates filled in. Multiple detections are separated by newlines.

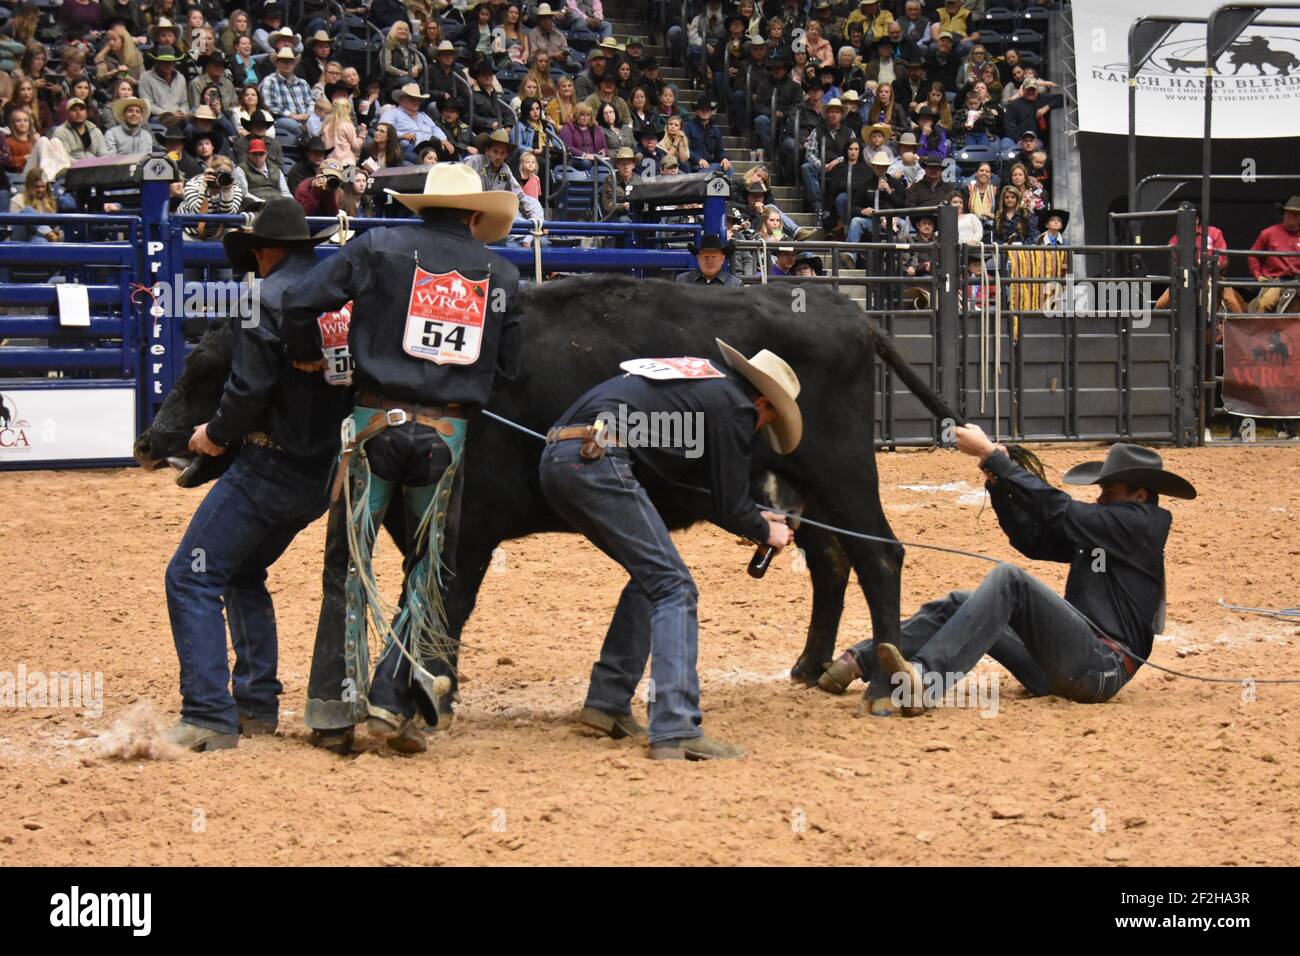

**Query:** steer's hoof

left=789, top=656, right=829, bottom=688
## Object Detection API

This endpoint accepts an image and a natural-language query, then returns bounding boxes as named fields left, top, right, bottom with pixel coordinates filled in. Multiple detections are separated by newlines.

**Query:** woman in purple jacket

left=558, top=102, right=606, bottom=174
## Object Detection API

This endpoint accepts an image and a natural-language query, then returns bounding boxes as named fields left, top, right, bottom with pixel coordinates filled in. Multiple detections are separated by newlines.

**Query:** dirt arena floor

left=1, top=443, right=1298, bottom=867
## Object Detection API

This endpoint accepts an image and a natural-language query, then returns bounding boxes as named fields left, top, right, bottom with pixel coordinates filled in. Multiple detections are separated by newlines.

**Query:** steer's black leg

left=789, top=523, right=850, bottom=686
left=799, top=458, right=905, bottom=697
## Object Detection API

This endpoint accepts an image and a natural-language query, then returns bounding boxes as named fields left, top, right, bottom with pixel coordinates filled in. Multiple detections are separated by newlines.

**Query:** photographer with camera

left=725, top=203, right=760, bottom=278
left=180, top=154, right=245, bottom=241
left=293, top=157, right=345, bottom=217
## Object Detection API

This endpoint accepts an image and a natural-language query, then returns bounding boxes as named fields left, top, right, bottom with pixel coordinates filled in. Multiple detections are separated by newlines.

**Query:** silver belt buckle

left=386, top=408, right=408, bottom=427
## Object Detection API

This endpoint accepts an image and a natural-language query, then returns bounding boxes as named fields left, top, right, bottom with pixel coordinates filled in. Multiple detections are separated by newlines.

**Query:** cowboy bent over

left=282, top=165, right=523, bottom=755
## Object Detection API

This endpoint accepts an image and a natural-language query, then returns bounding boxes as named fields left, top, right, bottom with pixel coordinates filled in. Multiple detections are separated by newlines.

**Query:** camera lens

left=216, top=171, right=233, bottom=188
left=324, top=176, right=341, bottom=190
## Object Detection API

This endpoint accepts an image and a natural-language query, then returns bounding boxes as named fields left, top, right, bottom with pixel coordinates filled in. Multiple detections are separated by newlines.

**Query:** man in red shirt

left=1248, top=196, right=1300, bottom=311
left=1155, top=206, right=1244, bottom=315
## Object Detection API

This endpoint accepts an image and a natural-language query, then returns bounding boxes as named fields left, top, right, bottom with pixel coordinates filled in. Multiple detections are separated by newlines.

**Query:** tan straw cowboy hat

left=715, top=339, right=803, bottom=454
left=384, top=163, right=519, bottom=243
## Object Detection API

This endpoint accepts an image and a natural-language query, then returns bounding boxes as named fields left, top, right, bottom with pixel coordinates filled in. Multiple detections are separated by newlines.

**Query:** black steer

left=136, top=274, right=962, bottom=688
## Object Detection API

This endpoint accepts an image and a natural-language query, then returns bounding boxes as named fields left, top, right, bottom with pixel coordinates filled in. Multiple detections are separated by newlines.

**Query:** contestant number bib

left=403, top=267, right=489, bottom=366
left=620, top=357, right=725, bottom=380
left=317, top=301, right=354, bottom=386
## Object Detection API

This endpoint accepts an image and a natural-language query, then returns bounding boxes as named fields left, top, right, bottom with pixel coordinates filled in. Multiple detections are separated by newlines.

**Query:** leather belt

left=545, top=421, right=622, bottom=460
left=330, top=395, right=464, bottom=502
left=1097, top=634, right=1137, bottom=677
left=245, top=430, right=282, bottom=450
left=357, top=392, right=465, bottom=431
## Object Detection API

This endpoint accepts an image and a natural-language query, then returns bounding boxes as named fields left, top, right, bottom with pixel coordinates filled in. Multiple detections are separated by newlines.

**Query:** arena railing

left=0, top=212, right=145, bottom=468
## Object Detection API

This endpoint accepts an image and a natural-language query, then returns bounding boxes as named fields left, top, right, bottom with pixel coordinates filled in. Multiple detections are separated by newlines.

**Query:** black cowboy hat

left=634, top=123, right=659, bottom=140
left=1062, top=444, right=1197, bottom=500
left=223, top=197, right=337, bottom=274
left=694, top=95, right=718, bottom=110
left=792, top=251, right=824, bottom=275
left=1041, top=208, right=1069, bottom=229
left=323, top=81, right=352, bottom=101
left=767, top=55, right=790, bottom=70
left=299, top=133, right=328, bottom=153
left=921, top=154, right=944, bottom=167
left=723, top=13, right=746, bottom=30
left=640, top=55, right=659, bottom=69
left=241, top=108, right=275, bottom=129
left=695, top=232, right=734, bottom=256
left=905, top=55, right=925, bottom=68
left=199, top=49, right=228, bottom=68
left=160, top=123, right=187, bottom=142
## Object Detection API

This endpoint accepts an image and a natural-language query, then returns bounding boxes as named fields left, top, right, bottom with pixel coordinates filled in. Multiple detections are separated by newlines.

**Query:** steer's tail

left=863, top=317, right=961, bottom=424
left=863, top=316, right=1048, bottom=482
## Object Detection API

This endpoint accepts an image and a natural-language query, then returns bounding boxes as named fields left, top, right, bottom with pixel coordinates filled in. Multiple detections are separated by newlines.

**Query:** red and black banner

left=1223, top=317, right=1300, bottom=419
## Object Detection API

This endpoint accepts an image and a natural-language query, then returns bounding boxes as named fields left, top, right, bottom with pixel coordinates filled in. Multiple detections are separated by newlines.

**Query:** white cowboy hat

left=110, top=96, right=150, bottom=124
left=715, top=339, right=803, bottom=454
left=391, top=81, right=430, bottom=103
left=384, top=163, right=519, bottom=243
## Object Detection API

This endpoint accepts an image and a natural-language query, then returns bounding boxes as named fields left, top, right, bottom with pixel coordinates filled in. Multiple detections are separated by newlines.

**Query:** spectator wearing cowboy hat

left=233, top=108, right=284, bottom=167
left=260, top=47, right=314, bottom=144
left=600, top=144, right=640, bottom=221
left=105, top=95, right=153, bottom=154
left=188, top=48, right=236, bottom=112
left=185, top=104, right=232, bottom=158
left=823, top=437, right=1196, bottom=716
left=1247, top=196, right=1300, bottom=312
left=800, top=96, right=852, bottom=218
left=791, top=250, right=825, bottom=278
left=465, top=127, right=545, bottom=220
left=252, top=3, right=287, bottom=55
left=469, top=58, right=514, bottom=135
left=282, top=163, right=524, bottom=755
left=378, top=81, right=448, bottom=163
left=527, top=4, right=578, bottom=74
left=298, top=29, right=334, bottom=87
left=685, top=95, right=731, bottom=172
left=676, top=232, right=743, bottom=286
left=139, top=44, right=190, bottom=123
left=162, top=197, right=346, bottom=753
left=906, top=153, right=955, bottom=207
left=539, top=338, right=800, bottom=760
left=286, top=133, right=328, bottom=196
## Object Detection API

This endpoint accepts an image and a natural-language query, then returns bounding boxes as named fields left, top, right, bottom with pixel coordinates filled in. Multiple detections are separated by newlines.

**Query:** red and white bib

left=317, top=301, right=354, bottom=386
left=402, top=267, right=489, bottom=366
left=620, top=357, right=725, bottom=380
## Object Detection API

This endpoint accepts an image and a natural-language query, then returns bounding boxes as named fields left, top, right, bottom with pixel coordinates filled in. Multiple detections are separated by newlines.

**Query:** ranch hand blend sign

left=1073, top=0, right=1300, bottom=139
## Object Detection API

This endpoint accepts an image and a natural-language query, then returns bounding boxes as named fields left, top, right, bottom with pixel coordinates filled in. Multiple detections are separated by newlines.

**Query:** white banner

left=0, top=387, right=136, bottom=464
left=1073, top=0, right=1300, bottom=138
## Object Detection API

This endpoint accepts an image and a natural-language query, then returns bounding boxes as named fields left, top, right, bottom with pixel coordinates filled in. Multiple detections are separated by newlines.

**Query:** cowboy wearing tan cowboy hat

left=282, top=163, right=524, bottom=757
left=822, top=433, right=1196, bottom=716
left=539, top=339, right=803, bottom=760
left=464, top=126, right=545, bottom=221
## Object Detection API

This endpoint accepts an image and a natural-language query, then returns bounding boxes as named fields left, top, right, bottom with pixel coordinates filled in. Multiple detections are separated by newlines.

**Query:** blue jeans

left=847, top=215, right=877, bottom=244
left=166, top=446, right=334, bottom=734
left=539, top=440, right=702, bottom=744
left=850, top=563, right=1130, bottom=704
left=800, top=160, right=824, bottom=212
left=274, top=116, right=304, bottom=144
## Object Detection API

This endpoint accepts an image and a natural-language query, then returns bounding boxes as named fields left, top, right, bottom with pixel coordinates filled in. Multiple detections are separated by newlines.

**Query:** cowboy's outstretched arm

left=281, top=238, right=367, bottom=362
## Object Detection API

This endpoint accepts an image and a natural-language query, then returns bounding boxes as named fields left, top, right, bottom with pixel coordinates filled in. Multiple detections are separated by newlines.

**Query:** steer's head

left=133, top=318, right=235, bottom=487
